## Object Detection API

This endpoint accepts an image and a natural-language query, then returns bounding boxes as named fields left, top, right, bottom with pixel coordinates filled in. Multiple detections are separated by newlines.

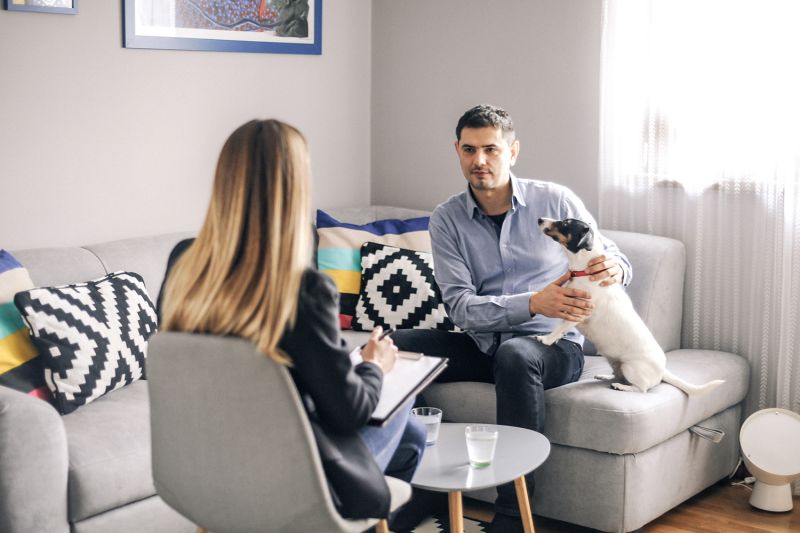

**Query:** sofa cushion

left=0, top=250, right=50, bottom=400
left=316, top=209, right=431, bottom=329
left=14, top=272, right=157, bottom=415
left=601, top=230, right=685, bottom=355
left=351, top=242, right=457, bottom=332
left=424, top=349, right=749, bottom=455
left=62, top=380, right=156, bottom=522
left=85, top=232, right=194, bottom=305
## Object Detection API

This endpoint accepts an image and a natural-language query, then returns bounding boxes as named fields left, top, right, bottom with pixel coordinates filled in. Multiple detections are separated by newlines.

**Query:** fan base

left=749, top=480, right=794, bottom=512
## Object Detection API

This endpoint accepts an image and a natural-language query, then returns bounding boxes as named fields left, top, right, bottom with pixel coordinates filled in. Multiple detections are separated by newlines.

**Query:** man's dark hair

left=455, top=104, right=515, bottom=142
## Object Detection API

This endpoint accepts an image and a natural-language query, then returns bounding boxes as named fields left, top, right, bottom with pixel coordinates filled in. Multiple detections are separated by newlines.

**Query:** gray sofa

left=2, top=233, right=195, bottom=533
left=330, top=207, right=750, bottom=533
left=0, top=206, right=749, bottom=533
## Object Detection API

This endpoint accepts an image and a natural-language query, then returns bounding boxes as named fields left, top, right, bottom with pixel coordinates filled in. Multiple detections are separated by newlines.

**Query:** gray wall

left=371, top=0, right=603, bottom=215
left=2, top=1, right=605, bottom=250
left=0, top=1, right=371, bottom=249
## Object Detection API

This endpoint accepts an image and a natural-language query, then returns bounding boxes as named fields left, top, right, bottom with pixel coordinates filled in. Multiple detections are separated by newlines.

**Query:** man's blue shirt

left=430, top=175, right=632, bottom=354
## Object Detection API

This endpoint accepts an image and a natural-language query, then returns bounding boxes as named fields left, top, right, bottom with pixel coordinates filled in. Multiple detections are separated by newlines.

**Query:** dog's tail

left=662, top=370, right=724, bottom=396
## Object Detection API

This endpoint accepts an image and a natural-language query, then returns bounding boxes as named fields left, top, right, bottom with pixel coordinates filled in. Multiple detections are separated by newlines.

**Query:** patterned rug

left=411, top=513, right=490, bottom=532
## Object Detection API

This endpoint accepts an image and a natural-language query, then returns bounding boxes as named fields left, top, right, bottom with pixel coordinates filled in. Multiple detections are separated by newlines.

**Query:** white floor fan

left=739, top=408, right=800, bottom=512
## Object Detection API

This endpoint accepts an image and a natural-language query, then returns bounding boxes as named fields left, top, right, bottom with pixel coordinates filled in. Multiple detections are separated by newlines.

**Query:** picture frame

left=4, top=0, right=78, bottom=15
left=123, top=0, right=321, bottom=55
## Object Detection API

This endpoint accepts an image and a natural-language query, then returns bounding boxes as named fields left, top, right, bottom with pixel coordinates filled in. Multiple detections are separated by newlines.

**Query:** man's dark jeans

left=392, top=329, right=584, bottom=516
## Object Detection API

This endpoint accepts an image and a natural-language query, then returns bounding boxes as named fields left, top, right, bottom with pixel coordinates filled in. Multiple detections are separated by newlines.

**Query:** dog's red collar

left=570, top=270, right=591, bottom=278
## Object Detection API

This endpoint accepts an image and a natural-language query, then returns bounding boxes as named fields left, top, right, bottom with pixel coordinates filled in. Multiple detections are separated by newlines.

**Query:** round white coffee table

left=411, top=423, right=550, bottom=533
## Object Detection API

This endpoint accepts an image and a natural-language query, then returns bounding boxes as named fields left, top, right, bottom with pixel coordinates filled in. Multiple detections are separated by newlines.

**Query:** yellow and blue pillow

left=316, top=210, right=431, bottom=329
left=0, top=250, right=49, bottom=400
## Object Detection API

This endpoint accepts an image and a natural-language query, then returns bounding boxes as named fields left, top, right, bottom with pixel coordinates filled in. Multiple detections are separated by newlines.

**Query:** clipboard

left=351, top=350, right=448, bottom=426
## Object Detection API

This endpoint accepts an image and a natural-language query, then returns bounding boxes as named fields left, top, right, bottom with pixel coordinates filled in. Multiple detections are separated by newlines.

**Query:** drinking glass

left=465, top=424, right=499, bottom=468
left=411, top=407, right=442, bottom=445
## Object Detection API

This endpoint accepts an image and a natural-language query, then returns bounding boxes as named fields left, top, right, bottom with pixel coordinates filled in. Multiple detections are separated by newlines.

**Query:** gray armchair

left=147, top=332, right=411, bottom=533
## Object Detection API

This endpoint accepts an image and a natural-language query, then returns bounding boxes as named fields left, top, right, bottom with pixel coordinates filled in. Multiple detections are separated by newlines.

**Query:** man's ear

left=510, top=139, right=520, bottom=166
left=454, top=140, right=461, bottom=156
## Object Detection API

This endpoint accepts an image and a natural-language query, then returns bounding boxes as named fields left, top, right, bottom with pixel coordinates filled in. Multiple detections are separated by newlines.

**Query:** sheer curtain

left=600, top=0, right=800, bottom=486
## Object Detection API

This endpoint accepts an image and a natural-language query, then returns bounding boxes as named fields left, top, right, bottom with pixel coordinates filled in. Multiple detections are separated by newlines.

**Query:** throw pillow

left=0, top=250, right=50, bottom=400
left=14, top=271, right=158, bottom=415
left=351, top=242, right=458, bottom=332
left=316, top=210, right=431, bottom=329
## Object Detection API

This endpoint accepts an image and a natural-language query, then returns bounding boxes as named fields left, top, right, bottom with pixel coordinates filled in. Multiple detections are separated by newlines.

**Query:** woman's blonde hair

left=161, top=119, right=312, bottom=364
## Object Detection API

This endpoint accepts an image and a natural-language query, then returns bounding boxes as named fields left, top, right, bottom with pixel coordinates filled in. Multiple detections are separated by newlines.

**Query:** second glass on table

left=465, top=424, right=499, bottom=468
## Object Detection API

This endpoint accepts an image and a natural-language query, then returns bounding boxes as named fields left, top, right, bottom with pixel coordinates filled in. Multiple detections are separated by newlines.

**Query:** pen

left=359, top=326, right=396, bottom=350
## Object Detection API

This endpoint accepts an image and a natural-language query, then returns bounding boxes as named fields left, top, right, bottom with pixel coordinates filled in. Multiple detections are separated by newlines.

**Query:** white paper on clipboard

left=350, top=349, right=448, bottom=425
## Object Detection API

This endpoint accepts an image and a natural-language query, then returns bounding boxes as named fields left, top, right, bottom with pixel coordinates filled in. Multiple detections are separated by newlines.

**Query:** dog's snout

left=537, top=217, right=544, bottom=225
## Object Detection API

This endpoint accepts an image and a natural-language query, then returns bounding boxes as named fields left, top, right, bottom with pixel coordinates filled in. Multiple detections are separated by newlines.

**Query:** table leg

left=448, top=490, right=464, bottom=533
left=514, top=476, right=535, bottom=533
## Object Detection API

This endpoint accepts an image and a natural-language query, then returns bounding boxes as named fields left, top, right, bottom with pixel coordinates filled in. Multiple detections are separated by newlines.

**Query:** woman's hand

left=360, top=326, right=398, bottom=374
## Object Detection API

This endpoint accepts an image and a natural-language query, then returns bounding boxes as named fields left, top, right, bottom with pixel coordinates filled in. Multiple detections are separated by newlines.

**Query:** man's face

left=455, top=126, right=519, bottom=192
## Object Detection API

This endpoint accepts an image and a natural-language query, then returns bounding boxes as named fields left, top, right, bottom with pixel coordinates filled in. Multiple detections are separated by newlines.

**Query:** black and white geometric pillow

left=352, top=242, right=459, bottom=332
left=14, top=271, right=158, bottom=415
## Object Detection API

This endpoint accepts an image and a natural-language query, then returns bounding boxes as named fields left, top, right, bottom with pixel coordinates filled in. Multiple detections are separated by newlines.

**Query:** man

left=392, top=104, right=632, bottom=532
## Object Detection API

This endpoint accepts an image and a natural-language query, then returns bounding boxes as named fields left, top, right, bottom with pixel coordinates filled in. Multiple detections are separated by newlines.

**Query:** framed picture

left=4, top=0, right=78, bottom=14
left=123, top=0, right=321, bottom=55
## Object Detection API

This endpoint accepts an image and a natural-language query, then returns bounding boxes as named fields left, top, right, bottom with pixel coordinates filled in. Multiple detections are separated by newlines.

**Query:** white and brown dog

left=535, top=217, right=724, bottom=395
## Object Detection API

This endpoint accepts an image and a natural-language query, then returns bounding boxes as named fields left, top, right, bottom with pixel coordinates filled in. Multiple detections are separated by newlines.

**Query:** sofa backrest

left=325, top=206, right=686, bottom=354
left=11, top=206, right=687, bottom=354
left=597, top=230, right=685, bottom=354
left=11, top=232, right=193, bottom=303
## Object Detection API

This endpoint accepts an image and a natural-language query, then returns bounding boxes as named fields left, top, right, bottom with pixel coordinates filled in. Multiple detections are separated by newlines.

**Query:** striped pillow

left=0, top=250, right=49, bottom=400
left=316, top=210, right=431, bottom=329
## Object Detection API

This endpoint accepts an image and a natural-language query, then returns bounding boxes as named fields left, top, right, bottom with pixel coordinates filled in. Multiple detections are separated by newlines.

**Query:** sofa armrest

left=0, top=387, right=69, bottom=533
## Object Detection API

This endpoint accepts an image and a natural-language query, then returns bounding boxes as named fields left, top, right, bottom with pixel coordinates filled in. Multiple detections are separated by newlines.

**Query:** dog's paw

left=535, top=335, right=557, bottom=346
left=594, top=374, right=614, bottom=381
left=611, top=382, right=638, bottom=392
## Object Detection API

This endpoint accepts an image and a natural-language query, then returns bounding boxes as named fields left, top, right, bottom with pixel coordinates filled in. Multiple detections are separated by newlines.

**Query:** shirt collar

left=509, top=174, right=527, bottom=208
left=465, top=173, right=526, bottom=219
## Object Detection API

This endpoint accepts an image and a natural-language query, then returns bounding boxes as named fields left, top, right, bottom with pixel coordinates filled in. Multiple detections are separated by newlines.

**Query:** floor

left=462, top=481, right=800, bottom=532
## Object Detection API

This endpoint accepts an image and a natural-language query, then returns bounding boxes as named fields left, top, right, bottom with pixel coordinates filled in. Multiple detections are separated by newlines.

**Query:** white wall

left=0, top=1, right=372, bottom=249
left=371, top=0, right=603, bottom=216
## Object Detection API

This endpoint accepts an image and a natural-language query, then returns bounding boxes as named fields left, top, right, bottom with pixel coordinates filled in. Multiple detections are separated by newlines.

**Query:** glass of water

left=465, top=425, right=499, bottom=468
left=411, top=407, right=442, bottom=445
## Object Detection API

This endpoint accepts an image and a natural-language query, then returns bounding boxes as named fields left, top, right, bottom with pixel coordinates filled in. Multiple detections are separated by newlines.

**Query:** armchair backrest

left=147, top=332, right=361, bottom=532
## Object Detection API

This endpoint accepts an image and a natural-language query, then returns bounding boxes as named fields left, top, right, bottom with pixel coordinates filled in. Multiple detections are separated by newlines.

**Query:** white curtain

left=600, top=0, right=800, bottom=490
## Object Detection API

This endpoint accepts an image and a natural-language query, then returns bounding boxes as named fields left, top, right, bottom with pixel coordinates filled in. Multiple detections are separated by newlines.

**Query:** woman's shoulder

left=301, top=267, right=337, bottom=293
left=167, top=238, right=195, bottom=266
left=297, top=268, right=340, bottom=307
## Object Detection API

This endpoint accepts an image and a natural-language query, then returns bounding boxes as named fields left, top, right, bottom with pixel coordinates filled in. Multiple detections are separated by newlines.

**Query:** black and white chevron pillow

left=14, top=271, right=158, bottom=415
left=352, top=242, right=458, bottom=332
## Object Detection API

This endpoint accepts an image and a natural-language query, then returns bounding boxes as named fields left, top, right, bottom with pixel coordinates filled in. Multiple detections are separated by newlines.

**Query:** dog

left=535, top=217, right=724, bottom=395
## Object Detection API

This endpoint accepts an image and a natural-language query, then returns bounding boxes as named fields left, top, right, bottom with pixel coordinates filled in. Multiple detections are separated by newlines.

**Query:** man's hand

left=587, top=255, right=623, bottom=287
left=529, top=272, right=594, bottom=322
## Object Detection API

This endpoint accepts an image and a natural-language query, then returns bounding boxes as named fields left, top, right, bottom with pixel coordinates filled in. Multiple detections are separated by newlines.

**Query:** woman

left=159, top=119, right=426, bottom=520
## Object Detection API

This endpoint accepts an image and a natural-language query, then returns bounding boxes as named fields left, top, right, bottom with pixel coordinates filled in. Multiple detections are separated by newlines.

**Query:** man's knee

left=493, top=337, right=545, bottom=376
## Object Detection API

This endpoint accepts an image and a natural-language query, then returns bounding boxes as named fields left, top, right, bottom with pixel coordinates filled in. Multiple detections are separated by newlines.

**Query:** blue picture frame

left=123, top=0, right=322, bottom=55
left=4, top=0, right=78, bottom=14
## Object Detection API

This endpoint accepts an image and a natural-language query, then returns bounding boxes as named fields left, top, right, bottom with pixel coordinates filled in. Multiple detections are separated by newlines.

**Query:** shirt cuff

left=506, top=292, right=535, bottom=325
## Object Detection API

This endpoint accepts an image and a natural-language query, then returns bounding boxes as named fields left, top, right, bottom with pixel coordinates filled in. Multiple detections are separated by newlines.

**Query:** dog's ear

left=566, top=222, right=594, bottom=253
left=578, top=226, right=594, bottom=251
